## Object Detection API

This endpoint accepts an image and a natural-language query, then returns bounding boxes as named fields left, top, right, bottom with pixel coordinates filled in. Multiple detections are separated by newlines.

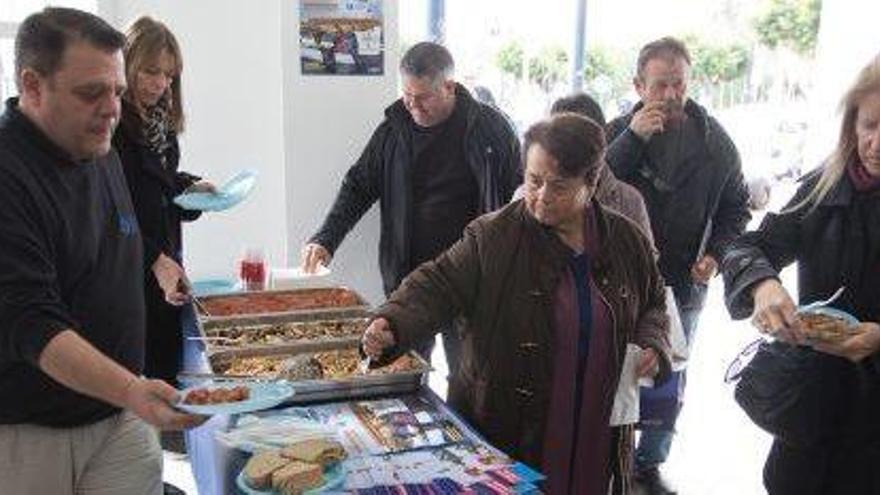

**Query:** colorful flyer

left=300, top=0, right=384, bottom=76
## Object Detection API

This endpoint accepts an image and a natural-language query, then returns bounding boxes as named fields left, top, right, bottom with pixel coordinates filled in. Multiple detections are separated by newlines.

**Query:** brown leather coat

left=375, top=199, right=670, bottom=481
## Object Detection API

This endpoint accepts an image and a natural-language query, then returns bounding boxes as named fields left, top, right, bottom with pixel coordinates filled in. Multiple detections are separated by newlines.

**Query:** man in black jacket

left=606, top=36, right=750, bottom=495
left=0, top=8, right=201, bottom=494
left=301, top=42, right=521, bottom=375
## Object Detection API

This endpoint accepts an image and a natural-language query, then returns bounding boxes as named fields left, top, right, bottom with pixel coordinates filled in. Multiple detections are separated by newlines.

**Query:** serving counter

left=179, top=291, right=543, bottom=494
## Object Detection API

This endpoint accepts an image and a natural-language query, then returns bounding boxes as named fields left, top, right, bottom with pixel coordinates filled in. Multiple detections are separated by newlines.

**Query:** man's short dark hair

left=15, top=7, right=125, bottom=89
left=550, top=92, right=606, bottom=127
left=636, top=36, right=691, bottom=79
left=399, top=42, right=455, bottom=85
left=523, top=113, right=605, bottom=182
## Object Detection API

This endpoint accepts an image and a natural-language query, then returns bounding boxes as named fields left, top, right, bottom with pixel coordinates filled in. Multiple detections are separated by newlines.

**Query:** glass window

left=1, top=0, right=96, bottom=23
left=0, top=1, right=97, bottom=101
left=0, top=38, right=13, bottom=101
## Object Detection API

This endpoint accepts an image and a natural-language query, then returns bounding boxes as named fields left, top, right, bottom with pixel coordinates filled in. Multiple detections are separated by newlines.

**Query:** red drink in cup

left=238, top=248, right=266, bottom=291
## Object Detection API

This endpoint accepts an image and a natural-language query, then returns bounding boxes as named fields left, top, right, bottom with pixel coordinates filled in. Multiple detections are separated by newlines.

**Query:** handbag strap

left=723, top=337, right=764, bottom=383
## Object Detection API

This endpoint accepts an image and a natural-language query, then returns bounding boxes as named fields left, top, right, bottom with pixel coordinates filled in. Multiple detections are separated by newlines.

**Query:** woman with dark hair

left=362, top=113, right=671, bottom=493
left=723, top=56, right=880, bottom=493
left=113, top=16, right=213, bottom=386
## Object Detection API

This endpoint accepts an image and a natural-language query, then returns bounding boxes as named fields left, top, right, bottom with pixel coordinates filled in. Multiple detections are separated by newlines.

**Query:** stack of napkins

left=269, top=266, right=332, bottom=290
left=610, top=344, right=655, bottom=426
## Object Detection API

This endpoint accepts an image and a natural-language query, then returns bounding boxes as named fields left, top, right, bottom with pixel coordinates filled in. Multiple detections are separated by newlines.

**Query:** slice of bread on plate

left=242, top=450, right=289, bottom=489
left=271, top=460, right=323, bottom=494
left=281, top=438, right=346, bottom=466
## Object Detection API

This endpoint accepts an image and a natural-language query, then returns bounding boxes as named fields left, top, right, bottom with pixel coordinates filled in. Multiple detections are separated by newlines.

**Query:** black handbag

left=726, top=339, right=844, bottom=448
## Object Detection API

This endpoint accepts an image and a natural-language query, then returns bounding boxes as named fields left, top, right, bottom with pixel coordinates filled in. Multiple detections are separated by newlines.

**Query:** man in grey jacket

left=606, top=36, right=750, bottom=495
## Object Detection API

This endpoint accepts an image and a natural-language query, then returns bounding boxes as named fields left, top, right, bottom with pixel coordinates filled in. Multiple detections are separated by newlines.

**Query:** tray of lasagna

left=193, top=287, right=371, bottom=326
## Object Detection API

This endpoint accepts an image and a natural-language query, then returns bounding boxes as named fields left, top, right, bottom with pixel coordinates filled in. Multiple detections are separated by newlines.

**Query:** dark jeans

left=636, top=282, right=707, bottom=470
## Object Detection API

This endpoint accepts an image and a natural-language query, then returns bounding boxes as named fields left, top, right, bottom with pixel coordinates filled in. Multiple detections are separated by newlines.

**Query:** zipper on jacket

left=596, top=274, right=631, bottom=494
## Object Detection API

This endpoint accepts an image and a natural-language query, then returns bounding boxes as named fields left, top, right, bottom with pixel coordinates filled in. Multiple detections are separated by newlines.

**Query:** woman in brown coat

left=364, top=114, right=671, bottom=494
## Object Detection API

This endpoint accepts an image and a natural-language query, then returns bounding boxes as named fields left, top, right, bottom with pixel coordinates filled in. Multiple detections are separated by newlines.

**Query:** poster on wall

left=300, top=0, right=384, bottom=76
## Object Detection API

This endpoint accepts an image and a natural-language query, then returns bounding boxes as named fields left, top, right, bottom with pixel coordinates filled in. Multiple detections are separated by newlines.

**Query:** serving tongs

left=176, top=371, right=280, bottom=384
left=190, top=293, right=212, bottom=317
left=186, top=335, right=237, bottom=344
left=357, top=343, right=372, bottom=374
left=357, top=356, right=371, bottom=374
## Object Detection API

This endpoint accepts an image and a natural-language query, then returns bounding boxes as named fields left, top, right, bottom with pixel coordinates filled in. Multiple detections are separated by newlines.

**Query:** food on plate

left=799, top=312, right=856, bottom=341
left=206, top=318, right=367, bottom=347
left=281, top=439, right=347, bottom=467
left=242, top=449, right=329, bottom=494
left=271, top=460, right=324, bottom=495
left=197, top=288, right=362, bottom=317
left=183, top=385, right=250, bottom=405
left=243, top=451, right=290, bottom=490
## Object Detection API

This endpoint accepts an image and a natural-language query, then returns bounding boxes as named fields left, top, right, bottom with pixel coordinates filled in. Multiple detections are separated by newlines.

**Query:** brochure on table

left=218, top=394, right=544, bottom=493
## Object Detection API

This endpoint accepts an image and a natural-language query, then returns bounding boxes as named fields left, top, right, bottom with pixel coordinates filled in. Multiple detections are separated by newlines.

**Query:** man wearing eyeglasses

left=300, top=42, right=521, bottom=377
left=606, top=36, right=751, bottom=495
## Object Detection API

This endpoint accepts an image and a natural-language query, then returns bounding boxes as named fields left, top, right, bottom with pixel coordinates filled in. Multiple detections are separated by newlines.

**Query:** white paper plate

left=269, top=266, right=332, bottom=290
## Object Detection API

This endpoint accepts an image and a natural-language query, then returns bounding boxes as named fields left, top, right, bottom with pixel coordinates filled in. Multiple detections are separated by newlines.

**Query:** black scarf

left=142, top=97, right=173, bottom=167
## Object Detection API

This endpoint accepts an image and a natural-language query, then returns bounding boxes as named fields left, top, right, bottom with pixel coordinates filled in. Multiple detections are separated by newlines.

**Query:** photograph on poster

left=300, top=0, right=384, bottom=76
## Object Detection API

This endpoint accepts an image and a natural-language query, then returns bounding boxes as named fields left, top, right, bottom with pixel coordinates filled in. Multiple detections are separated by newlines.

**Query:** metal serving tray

left=197, top=317, right=368, bottom=356
left=194, top=287, right=371, bottom=327
left=197, top=342, right=431, bottom=404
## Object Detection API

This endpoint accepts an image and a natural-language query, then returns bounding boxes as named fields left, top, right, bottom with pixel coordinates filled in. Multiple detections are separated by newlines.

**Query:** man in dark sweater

left=606, top=37, right=751, bottom=495
left=301, top=42, right=521, bottom=376
left=0, top=8, right=201, bottom=494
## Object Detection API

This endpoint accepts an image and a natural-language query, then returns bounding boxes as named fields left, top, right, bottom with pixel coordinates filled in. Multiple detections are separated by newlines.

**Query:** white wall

left=282, top=1, right=397, bottom=304
left=113, top=0, right=288, bottom=281
left=109, top=0, right=397, bottom=304
left=806, top=0, right=880, bottom=165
